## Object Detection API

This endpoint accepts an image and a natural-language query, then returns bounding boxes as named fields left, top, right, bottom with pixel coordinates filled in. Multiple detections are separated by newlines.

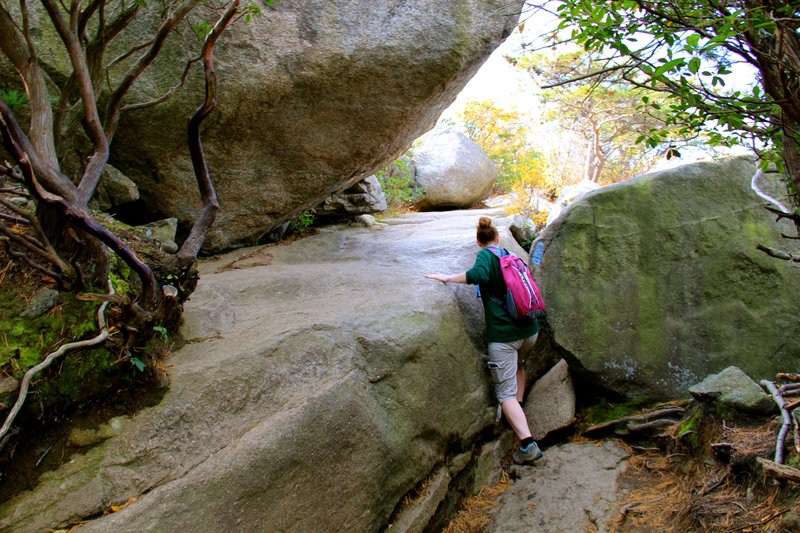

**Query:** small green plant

left=0, top=89, right=28, bottom=113
left=376, top=154, right=425, bottom=208
left=290, top=210, right=315, bottom=232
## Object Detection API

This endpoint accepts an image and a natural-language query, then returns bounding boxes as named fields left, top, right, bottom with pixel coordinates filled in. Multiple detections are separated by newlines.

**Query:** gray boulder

left=487, top=440, right=630, bottom=533
left=533, top=156, right=800, bottom=399
left=19, top=288, right=59, bottom=319
left=504, top=214, right=537, bottom=246
left=0, top=208, right=525, bottom=533
left=412, top=126, right=498, bottom=208
left=136, top=218, right=179, bottom=253
left=92, top=165, right=140, bottom=212
left=316, top=176, right=388, bottom=219
left=689, top=366, right=775, bottom=415
left=524, top=359, right=575, bottom=440
left=105, top=1, right=523, bottom=252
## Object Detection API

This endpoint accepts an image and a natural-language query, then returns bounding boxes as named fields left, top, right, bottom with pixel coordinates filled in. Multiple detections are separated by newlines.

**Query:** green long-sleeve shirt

left=465, top=247, right=540, bottom=343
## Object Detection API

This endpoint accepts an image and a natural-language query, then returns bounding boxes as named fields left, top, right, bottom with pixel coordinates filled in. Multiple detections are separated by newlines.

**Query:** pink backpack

left=486, top=246, right=546, bottom=321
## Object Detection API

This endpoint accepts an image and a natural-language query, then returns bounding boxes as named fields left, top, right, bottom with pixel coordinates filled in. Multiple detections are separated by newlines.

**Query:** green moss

left=583, top=397, right=654, bottom=426
left=713, top=401, right=739, bottom=422
left=1, top=288, right=104, bottom=382
left=109, top=255, right=134, bottom=298
left=677, top=407, right=703, bottom=449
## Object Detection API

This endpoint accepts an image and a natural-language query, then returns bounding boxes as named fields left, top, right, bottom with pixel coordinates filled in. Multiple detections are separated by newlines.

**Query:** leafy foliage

left=506, top=153, right=552, bottom=228
left=376, top=154, right=425, bottom=208
left=457, top=100, right=539, bottom=192
left=511, top=49, right=689, bottom=184
left=534, top=0, right=800, bottom=209
left=290, top=210, right=316, bottom=232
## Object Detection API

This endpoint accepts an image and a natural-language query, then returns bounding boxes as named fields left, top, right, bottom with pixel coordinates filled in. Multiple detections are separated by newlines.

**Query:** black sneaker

left=513, top=441, right=543, bottom=464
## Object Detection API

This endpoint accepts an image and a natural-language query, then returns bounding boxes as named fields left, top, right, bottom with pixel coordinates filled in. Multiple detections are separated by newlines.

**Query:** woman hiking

left=425, top=216, right=542, bottom=465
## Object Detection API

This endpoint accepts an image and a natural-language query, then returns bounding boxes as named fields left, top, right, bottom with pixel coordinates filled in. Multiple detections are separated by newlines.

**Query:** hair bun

left=478, top=216, right=493, bottom=228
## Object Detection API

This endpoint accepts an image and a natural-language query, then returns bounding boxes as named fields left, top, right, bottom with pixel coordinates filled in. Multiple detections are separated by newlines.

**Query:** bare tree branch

left=177, top=0, right=240, bottom=266
left=40, top=0, right=110, bottom=204
left=757, top=243, right=800, bottom=261
left=103, top=0, right=200, bottom=147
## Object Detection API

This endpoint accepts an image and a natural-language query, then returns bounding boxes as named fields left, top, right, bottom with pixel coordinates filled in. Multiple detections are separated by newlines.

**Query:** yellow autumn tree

left=455, top=99, right=563, bottom=225
left=457, top=100, right=532, bottom=192
left=507, top=150, right=556, bottom=228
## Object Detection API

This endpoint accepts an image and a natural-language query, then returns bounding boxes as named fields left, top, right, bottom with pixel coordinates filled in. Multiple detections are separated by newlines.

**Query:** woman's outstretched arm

left=425, top=272, right=467, bottom=284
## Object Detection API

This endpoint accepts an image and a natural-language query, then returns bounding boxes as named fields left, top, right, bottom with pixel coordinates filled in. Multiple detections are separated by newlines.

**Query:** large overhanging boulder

left=104, top=1, right=523, bottom=253
left=533, top=156, right=800, bottom=399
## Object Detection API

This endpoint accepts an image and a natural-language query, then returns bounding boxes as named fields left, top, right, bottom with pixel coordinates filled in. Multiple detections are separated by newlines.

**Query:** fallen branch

left=756, top=244, right=800, bottom=262
left=0, top=279, right=112, bottom=449
left=757, top=457, right=800, bottom=483
left=780, top=382, right=800, bottom=394
left=786, top=398, right=800, bottom=411
left=761, top=379, right=791, bottom=463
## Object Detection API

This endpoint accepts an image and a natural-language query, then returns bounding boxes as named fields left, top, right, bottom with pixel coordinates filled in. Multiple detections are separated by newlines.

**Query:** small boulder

left=389, top=467, right=451, bottom=533
left=523, top=359, right=576, bottom=440
left=503, top=214, right=537, bottom=246
left=316, top=176, right=388, bottom=219
left=353, top=214, right=388, bottom=229
left=412, top=126, right=497, bottom=208
left=93, top=164, right=140, bottom=211
left=137, top=218, right=178, bottom=253
left=689, top=366, right=775, bottom=415
left=20, top=288, right=59, bottom=319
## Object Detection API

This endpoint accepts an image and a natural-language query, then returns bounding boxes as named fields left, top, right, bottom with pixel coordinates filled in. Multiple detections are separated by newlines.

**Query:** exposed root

left=0, top=279, right=112, bottom=449
left=605, top=404, right=796, bottom=533
left=612, top=450, right=789, bottom=533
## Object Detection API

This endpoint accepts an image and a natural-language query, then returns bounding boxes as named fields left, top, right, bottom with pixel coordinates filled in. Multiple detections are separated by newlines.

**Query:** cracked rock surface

left=486, top=440, right=630, bottom=533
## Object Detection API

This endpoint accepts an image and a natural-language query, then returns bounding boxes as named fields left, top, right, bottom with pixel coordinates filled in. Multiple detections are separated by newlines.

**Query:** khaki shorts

left=487, top=333, right=538, bottom=404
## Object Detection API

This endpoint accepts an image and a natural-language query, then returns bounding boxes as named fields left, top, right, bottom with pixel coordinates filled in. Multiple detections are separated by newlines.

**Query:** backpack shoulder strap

left=485, top=246, right=506, bottom=258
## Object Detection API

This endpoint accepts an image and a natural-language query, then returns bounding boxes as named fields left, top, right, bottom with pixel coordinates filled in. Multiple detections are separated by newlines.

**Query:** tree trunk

left=37, top=203, right=109, bottom=290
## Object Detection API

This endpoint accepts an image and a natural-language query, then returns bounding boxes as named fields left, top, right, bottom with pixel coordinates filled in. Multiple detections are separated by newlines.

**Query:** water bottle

left=532, top=242, right=544, bottom=265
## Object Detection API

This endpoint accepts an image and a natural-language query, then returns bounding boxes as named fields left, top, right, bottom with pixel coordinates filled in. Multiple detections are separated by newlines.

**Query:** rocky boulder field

left=2, top=156, right=799, bottom=532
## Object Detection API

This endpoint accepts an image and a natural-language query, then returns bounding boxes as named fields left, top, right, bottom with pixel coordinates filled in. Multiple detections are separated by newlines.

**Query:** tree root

left=584, top=405, right=686, bottom=436
left=760, top=380, right=793, bottom=464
